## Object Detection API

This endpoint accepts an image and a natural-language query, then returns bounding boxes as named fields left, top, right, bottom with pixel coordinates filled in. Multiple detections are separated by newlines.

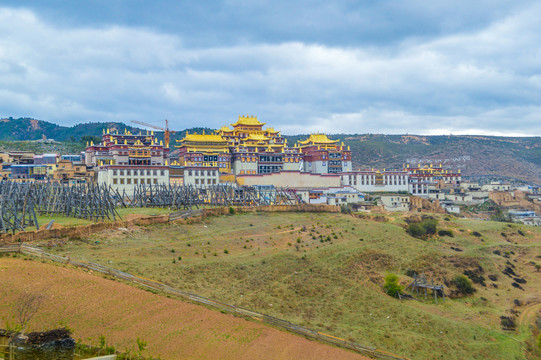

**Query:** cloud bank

left=0, top=2, right=540, bottom=135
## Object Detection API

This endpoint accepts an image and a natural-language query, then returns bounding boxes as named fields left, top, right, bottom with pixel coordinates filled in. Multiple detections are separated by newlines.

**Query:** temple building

left=85, top=128, right=170, bottom=191
left=176, top=115, right=303, bottom=176
left=298, top=134, right=352, bottom=174
left=175, top=131, right=231, bottom=173
left=405, top=164, right=461, bottom=196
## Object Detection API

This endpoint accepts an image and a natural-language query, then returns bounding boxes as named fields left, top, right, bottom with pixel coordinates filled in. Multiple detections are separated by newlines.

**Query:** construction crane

left=131, top=119, right=176, bottom=148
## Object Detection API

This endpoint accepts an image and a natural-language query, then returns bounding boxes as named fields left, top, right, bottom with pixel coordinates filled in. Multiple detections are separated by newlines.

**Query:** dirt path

left=518, top=301, right=541, bottom=328
left=0, top=258, right=370, bottom=360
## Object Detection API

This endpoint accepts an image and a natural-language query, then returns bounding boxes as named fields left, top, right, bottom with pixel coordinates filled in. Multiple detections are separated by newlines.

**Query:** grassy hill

left=34, top=211, right=541, bottom=360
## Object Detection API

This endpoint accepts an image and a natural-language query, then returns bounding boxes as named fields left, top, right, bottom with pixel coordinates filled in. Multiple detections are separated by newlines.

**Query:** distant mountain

left=284, top=133, right=541, bottom=185
left=338, top=134, right=541, bottom=185
left=2, top=117, right=540, bottom=184
left=0, top=117, right=211, bottom=145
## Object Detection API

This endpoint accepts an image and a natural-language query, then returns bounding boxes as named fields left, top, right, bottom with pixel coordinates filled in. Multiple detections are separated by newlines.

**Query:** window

left=195, top=179, right=199, bottom=184
left=153, top=170, right=157, bottom=176
left=120, top=170, right=124, bottom=176
left=127, top=178, right=131, bottom=184
left=153, top=178, right=157, bottom=184
left=134, top=178, right=138, bottom=184
left=120, top=178, right=125, bottom=184
left=113, top=178, right=117, bottom=184
left=160, top=170, right=164, bottom=176
left=126, top=170, right=131, bottom=176
left=147, top=179, right=151, bottom=184
left=113, top=170, right=117, bottom=176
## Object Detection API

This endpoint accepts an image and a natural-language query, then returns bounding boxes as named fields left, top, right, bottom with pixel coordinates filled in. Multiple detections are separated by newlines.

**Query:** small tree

left=15, top=292, right=44, bottom=333
left=452, top=275, right=475, bottom=295
left=383, top=273, right=403, bottom=298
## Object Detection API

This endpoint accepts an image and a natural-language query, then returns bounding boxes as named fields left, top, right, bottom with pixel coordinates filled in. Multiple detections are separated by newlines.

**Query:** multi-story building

left=85, top=128, right=170, bottom=191
left=53, top=159, right=94, bottom=184
left=176, top=115, right=303, bottom=177
left=298, top=134, right=352, bottom=174
left=216, top=115, right=302, bottom=175
left=10, top=164, right=48, bottom=181
left=340, top=170, right=409, bottom=193
left=175, top=132, right=231, bottom=173
left=85, top=128, right=169, bottom=167
left=405, top=164, right=461, bottom=197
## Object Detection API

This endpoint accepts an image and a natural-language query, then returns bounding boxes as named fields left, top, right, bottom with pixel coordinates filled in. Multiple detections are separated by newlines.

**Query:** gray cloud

left=0, top=4, right=540, bottom=135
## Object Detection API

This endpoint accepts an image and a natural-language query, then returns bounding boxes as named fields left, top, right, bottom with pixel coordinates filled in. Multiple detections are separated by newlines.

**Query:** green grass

left=21, top=208, right=173, bottom=231
left=37, top=212, right=541, bottom=360
left=115, top=207, right=171, bottom=218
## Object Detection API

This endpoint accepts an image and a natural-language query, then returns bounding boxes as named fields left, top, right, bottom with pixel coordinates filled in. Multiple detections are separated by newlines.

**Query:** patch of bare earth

left=0, top=258, right=368, bottom=360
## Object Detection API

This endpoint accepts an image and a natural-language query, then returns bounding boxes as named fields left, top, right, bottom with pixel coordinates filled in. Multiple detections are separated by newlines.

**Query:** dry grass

left=32, top=211, right=541, bottom=359
left=0, top=256, right=367, bottom=360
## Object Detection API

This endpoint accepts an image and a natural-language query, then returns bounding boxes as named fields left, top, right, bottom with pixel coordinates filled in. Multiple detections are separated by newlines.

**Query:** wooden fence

left=3, top=244, right=408, bottom=360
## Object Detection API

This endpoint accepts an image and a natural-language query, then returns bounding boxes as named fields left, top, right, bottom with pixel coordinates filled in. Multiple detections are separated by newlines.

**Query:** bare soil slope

left=0, top=258, right=367, bottom=360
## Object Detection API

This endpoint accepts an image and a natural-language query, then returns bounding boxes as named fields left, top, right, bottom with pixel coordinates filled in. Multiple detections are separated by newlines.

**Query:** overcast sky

left=1, top=1, right=541, bottom=135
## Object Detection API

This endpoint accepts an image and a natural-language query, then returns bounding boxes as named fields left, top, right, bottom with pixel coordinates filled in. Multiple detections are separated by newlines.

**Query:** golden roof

left=298, top=134, right=339, bottom=145
left=231, top=115, right=265, bottom=127
left=246, top=134, right=271, bottom=141
left=266, top=127, right=279, bottom=133
left=218, top=126, right=234, bottom=132
left=181, top=133, right=228, bottom=143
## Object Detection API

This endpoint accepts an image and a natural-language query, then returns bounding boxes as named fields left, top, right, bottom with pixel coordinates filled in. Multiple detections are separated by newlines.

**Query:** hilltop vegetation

left=0, top=117, right=211, bottom=151
left=36, top=211, right=541, bottom=360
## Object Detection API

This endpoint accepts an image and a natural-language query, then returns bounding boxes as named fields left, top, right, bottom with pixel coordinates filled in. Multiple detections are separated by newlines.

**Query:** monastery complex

left=79, top=115, right=466, bottom=203
left=3, top=114, right=540, bottom=221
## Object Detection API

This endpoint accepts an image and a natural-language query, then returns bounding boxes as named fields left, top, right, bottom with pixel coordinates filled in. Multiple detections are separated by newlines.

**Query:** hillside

left=340, top=134, right=541, bottom=185
left=0, top=117, right=210, bottom=144
left=33, top=211, right=541, bottom=360
left=1, top=117, right=540, bottom=183
left=0, top=257, right=366, bottom=360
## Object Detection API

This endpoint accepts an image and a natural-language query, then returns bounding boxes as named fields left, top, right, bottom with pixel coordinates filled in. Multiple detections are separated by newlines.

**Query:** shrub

left=223, top=249, right=229, bottom=254
left=438, top=230, right=454, bottom=237
left=407, top=223, right=426, bottom=238
left=383, top=273, right=403, bottom=298
left=453, top=275, right=475, bottom=295
left=228, top=206, right=235, bottom=215
left=472, top=231, right=482, bottom=237
left=422, top=219, right=438, bottom=235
